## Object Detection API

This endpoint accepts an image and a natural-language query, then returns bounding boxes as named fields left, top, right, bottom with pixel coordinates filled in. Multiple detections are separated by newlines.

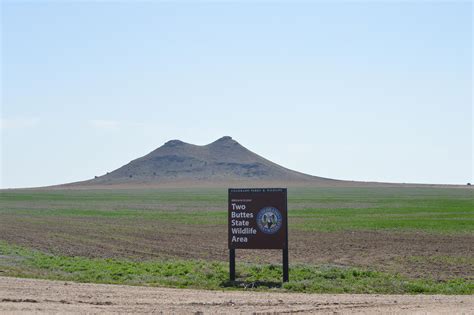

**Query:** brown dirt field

left=1, top=276, right=472, bottom=314
left=0, top=215, right=472, bottom=280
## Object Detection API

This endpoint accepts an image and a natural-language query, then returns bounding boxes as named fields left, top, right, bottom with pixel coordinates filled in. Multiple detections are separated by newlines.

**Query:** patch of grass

left=0, top=242, right=472, bottom=294
left=291, top=204, right=473, bottom=233
left=0, top=208, right=226, bottom=225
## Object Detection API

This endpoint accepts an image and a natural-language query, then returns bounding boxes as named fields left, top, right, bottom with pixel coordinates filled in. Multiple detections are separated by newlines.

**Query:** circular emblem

left=256, top=207, right=282, bottom=234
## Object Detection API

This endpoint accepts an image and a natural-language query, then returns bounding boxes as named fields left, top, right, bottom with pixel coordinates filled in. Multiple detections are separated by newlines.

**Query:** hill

left=68, top=136, right=339, bottom=187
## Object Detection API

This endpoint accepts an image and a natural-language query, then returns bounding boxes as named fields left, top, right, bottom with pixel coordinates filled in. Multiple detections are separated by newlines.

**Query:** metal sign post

left=228, top=188, right=289, bottom=283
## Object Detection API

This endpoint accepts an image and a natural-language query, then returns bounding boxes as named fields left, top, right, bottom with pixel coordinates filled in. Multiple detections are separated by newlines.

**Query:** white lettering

left=231, top=219, right=249, bottom=227
left=231, top=203, right=246, bottom=210
left=231, top=212, right=253, bottom=219
left=232, top=235, right=248, bottom=242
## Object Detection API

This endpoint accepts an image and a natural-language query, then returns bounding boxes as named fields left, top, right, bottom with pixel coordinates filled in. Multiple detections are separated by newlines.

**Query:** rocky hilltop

left=78, top=136, right=335, bottom=186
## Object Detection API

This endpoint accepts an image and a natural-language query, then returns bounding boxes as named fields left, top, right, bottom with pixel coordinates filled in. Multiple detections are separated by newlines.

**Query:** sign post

left=228, top=188, right=288, bottom=282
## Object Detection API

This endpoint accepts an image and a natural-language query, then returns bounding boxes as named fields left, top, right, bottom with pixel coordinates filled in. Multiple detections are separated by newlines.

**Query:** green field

left=1, top=187, right=472, bottom=232
left=0, top=187, right=473, bottom=294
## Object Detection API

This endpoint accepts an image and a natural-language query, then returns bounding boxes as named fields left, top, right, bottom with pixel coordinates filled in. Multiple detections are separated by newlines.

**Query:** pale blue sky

left=1, top=1, right=472, bottom=188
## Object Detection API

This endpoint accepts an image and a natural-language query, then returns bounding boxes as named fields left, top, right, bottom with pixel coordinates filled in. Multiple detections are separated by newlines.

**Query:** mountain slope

left=79, top=136, right=335, bottom=186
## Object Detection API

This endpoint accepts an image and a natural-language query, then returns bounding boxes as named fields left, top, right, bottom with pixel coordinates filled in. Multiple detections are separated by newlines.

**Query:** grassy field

left=0, top=186, right=473, bottom=294
left=1, top=187, right=472, bottom=232
left=1, top=242, right=472, bottom=294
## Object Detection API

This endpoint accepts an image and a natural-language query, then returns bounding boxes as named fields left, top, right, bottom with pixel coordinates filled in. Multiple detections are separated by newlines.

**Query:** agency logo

left=256, top=207, right=282, bottom=234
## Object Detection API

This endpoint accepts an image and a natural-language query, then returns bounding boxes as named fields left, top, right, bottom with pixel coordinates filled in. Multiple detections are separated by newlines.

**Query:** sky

left=1, top=1, right=472, bottom=188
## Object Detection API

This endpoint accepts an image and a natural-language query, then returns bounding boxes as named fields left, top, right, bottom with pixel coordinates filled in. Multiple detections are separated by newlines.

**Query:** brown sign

left=228, top=188, right=288, bottom=249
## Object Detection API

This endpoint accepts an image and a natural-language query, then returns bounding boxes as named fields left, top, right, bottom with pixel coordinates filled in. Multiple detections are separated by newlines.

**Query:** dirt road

left=0, top=277, right=472, bottom=314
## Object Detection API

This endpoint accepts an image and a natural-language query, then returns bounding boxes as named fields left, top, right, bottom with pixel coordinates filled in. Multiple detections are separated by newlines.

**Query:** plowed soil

left=1, top=216, right=472, bottom=280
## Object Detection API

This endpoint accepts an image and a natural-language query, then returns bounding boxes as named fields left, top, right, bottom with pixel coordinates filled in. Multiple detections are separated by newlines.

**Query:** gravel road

left=0, top=276, right=472, bottom=314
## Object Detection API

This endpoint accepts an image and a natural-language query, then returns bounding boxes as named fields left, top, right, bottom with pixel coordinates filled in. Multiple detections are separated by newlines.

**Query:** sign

left=228, top=188, right=288, bottom=249
left=228, top=188, right=289, bottom=282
